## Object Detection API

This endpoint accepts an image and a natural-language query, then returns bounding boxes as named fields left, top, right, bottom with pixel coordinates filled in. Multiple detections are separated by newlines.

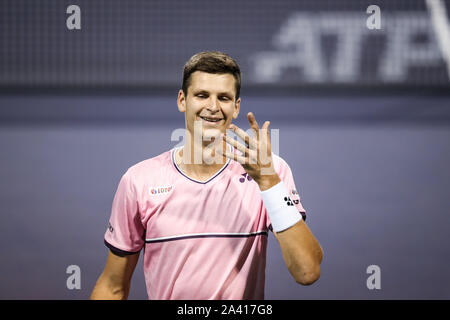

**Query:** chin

left=202, top=128, right=222, bottom=139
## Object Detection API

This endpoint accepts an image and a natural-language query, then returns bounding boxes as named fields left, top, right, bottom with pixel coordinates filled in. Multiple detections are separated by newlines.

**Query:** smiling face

left=177, top=71, right=240, bottom=139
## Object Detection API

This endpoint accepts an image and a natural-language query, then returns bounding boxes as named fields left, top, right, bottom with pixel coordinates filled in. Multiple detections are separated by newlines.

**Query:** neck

left=180, top=141, right=228, bottom=166
left=175, top=125, right=232, bottom=179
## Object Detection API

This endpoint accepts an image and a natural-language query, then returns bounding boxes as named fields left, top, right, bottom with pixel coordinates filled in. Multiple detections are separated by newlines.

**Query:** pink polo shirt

left=104, top=145, right=306, bottom=299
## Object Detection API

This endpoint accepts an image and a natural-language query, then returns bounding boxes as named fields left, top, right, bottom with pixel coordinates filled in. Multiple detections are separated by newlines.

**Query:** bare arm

left=258, top=174, right=323, bottom=286
left=273, top=219, right=323, bottom=285
left=90, top=250, right=140, bottom=300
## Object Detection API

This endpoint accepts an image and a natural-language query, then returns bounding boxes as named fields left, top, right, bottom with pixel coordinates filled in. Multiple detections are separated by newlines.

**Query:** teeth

left=202, top=117, right=221, bottom=122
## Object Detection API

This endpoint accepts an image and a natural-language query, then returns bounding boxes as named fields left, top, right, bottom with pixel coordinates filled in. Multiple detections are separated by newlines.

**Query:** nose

left=206, top=96, right=220, bottom=113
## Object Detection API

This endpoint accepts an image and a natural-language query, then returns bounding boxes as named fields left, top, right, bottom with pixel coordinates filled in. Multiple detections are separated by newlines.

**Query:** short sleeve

left=265, top=158, right=307, bottom=231
left=104, top=170, right=145, bottom=256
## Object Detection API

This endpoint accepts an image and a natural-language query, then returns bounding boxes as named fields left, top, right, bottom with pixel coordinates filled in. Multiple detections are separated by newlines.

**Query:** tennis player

left=91, top=51, right=323, bottom=300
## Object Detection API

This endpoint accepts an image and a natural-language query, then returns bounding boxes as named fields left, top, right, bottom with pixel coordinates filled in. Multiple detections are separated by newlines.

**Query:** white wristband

left=260, top=181, right=302, bottom=232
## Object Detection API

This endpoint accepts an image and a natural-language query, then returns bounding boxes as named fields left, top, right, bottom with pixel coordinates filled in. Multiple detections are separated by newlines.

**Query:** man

left=91, top=51, right=323, bottom=300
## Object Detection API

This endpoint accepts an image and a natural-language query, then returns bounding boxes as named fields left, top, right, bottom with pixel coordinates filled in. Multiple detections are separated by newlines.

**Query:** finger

left=259, top=121, right=272, bottom=161
left=222, top=134, right=249, bottom=157
left=247, top=112, right=260, bottom=141
left=228, top=124, right=257, bottom=150
left=261, top=121, right=270, bottom=143
left=217, top=147, right=247, bottom=165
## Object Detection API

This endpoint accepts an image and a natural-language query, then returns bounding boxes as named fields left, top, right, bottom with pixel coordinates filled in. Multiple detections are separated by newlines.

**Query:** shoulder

left=122, top=148, right=174, bottom=184
left=271, top=152, right=292, bottom=175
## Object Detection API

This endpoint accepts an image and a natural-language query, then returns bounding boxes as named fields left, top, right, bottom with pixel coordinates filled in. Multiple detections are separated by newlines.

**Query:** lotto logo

left=150, top=186, right=173, bottom=195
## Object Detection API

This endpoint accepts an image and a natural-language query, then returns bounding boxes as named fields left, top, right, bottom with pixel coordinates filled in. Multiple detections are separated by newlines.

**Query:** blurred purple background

left=1, top=95, right=449, bottom=299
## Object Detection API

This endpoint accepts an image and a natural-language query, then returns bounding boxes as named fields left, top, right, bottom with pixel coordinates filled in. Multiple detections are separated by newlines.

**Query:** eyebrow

left=193, top=90, right=209, bottom=95
left=192, top=89, right=233, bottom=98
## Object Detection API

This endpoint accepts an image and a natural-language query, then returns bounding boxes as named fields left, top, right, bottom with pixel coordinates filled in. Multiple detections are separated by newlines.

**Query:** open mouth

left=199, top=116, right=224, bottom=124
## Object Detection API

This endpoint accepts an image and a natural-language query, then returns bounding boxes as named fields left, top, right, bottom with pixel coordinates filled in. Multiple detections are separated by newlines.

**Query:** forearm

left=275, top=220, right=323, bottom=285
left=257, top=176, right=323, bottom=285
left=90, top=273, right=130, bottom=300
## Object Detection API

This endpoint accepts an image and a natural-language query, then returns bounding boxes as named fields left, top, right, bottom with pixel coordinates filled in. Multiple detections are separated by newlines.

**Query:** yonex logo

left=108, top=222, right=114, bottom=233
left=284, top=196, right=294, bottom=206
left=150, top=185, right=174, bottom=195
left=290, top=189, right=300, bottom=205
left=239, top=173, right=252, bottom=183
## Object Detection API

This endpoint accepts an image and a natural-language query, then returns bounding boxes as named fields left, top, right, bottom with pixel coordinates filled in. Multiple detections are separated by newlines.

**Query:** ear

left=177, top=89, right=186, bottom=113
left=232, top=97, right=241, bottom=119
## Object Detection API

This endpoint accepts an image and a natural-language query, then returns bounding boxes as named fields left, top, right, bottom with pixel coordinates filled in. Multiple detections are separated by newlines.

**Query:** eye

left=219, top=96, right=230, bottom=101
left=196, top=94, right=207, bottom=99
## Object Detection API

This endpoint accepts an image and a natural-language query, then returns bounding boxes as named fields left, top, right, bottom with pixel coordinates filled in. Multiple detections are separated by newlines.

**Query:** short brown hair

left=182, top=51, right=241, bottom=99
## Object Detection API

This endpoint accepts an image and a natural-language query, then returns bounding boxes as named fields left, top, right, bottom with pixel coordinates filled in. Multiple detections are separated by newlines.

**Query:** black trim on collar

left=172, top=144, right=234, bottom=184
